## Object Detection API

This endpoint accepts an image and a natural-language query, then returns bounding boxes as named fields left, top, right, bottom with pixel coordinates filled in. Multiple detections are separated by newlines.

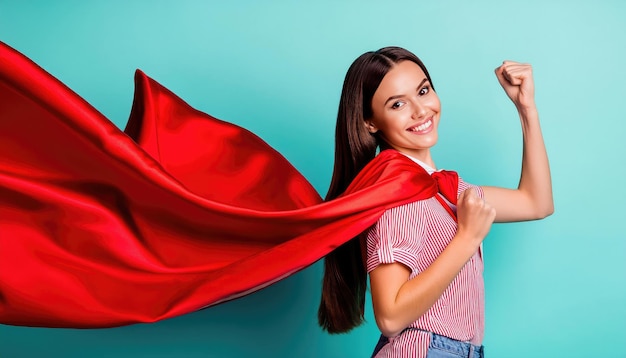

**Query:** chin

left=420, top=133, right=438, bottom=148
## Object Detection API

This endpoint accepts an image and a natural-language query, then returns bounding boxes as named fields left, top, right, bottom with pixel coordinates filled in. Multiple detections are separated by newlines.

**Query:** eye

left=418, top=85, right=430, bottom=96
left=390, top=100, right=405, bottom=109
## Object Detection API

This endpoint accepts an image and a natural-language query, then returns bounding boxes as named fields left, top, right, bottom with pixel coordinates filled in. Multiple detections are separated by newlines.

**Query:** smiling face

left=366, top=60, right=441, bottom=164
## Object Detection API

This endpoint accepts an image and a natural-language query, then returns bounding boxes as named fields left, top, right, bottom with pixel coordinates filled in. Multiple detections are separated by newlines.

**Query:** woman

left=318, top=47, right=553, bottom=357
left=0, top=42, right=551, bottom=347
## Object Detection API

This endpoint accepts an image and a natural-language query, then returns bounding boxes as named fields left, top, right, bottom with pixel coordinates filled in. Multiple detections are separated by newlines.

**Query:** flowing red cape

left=0, top=41, right=458, bottom=328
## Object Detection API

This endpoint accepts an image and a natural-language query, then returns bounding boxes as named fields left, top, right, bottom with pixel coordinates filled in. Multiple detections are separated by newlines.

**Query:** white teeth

left=410, top=119, right=432, bottom=132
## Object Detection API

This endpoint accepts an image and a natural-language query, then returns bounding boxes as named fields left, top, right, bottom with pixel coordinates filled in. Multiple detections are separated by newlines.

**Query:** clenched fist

left=455, top=188, right=496, bottom=249
left=495, top=61, right=535, bottom=111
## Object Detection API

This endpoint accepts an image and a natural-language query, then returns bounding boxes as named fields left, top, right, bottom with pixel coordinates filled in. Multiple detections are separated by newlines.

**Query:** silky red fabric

left=0, top=41, right=458, bottom=328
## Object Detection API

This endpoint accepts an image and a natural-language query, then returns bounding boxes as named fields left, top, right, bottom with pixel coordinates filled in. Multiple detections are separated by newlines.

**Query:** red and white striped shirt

left=366, top=158, right=484, bottom=358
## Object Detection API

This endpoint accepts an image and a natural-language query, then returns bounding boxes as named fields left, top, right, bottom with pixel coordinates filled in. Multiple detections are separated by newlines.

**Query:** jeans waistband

left=424, top=329, right=484, bottom=357
left=372, top=328, right=484, bottom=358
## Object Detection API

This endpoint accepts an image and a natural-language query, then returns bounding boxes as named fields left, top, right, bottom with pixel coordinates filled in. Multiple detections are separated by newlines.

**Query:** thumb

left=494, top=65, right=512, bottom=89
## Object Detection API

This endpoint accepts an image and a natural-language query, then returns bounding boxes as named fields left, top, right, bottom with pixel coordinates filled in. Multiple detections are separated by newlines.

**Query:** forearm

left=516, top=105, right=554, bottom=218
left=483, top=105, right=554, bottom=222
left=371, top=235, right=477, bottom=337
left=486, top=62, right=554, bottom=222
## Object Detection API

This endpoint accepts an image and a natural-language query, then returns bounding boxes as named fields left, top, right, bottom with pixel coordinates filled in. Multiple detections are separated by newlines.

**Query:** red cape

left=0, top=41, right=457, bottom=328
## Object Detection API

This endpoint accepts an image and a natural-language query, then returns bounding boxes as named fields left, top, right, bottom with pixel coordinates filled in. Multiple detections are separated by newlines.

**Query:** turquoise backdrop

left=1, top=1, right=625, bottom=357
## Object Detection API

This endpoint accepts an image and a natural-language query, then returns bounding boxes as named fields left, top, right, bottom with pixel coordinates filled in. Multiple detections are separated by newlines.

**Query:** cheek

left=370, top=114, right=394, bottom=131
left=430, top=95, right=441, bottom=112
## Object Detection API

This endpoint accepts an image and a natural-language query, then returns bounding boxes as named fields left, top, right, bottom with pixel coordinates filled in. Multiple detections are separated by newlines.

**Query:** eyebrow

left=384, top=78, right=429, bottom=106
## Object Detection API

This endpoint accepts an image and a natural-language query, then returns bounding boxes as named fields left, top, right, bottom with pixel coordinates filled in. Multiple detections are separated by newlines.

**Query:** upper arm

left=369, top=262, right=411, bottom=334
left=482, top=185, right=549, bottom=222
left=459, top=176, right=551, bottom=223
left=365, top=206, right=421, bottom=335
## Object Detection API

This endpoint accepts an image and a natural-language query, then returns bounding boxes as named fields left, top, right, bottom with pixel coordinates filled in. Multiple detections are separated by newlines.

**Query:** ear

left=364, top=120, right=378, bottom=134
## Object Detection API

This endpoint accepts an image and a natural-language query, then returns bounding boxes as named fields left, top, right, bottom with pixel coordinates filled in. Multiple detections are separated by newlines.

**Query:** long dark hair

left=317, top=46, right=434, bottom=333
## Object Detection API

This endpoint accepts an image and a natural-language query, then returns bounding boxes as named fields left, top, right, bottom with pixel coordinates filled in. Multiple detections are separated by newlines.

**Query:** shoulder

left=368, top=200, right=429, bottom=242
left=376, top=201, right=424, bottom=228
left=457, top=175, right=484, bottom=199
left=366, top=202, right=425, bottom=273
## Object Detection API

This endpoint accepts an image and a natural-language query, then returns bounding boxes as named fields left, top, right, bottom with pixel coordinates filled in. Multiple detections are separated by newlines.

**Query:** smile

left=407, top=118, right=433, bottom=133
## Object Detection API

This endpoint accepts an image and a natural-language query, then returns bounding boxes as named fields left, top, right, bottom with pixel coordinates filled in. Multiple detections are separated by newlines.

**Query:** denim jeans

left=371, top=329, right=484, bottom=358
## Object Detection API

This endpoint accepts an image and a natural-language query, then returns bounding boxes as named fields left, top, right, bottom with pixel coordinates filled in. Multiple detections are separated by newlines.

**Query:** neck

left=418, top=152, right=436, bottom=169
left=398, top=149, right=436, bottom=170
left=378, top=142, right=436, bottom=169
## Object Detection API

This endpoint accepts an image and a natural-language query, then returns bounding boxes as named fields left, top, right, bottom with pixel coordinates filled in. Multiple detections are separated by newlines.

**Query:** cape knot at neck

left=430, top=170, right=459, bottom=205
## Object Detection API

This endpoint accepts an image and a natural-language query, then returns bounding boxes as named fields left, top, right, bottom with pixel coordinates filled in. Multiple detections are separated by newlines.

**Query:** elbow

left=540, top=198, right=555, bottom=218
left=375, top=316, right=406, bottom=339
left=543, top=204, right=555, bottom=218
left=533, top=201, right=554, bottom=220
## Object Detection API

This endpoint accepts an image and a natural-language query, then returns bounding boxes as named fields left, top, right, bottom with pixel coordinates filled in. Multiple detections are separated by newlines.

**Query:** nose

left=411, top=99, right=427, bottom=119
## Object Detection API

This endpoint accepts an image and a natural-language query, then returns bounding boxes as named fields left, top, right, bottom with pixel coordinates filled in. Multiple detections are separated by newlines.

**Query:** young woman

left=318, top=47, right=553, bottom=357
left=0, top=42, right=551, bottom=346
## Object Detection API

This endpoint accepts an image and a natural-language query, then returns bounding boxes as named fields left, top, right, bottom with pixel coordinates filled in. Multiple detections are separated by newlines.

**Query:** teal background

left=1, top=0, right=625, bottom=357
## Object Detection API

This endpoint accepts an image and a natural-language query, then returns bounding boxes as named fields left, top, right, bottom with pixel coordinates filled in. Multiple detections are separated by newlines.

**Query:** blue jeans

left=371, top=329, right=484, bottom=358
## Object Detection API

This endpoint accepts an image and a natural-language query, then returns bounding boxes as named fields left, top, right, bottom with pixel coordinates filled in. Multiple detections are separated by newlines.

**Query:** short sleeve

left=458, top=177, right=484, bottom=200
left=366, top=204, right=423, bottom=274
